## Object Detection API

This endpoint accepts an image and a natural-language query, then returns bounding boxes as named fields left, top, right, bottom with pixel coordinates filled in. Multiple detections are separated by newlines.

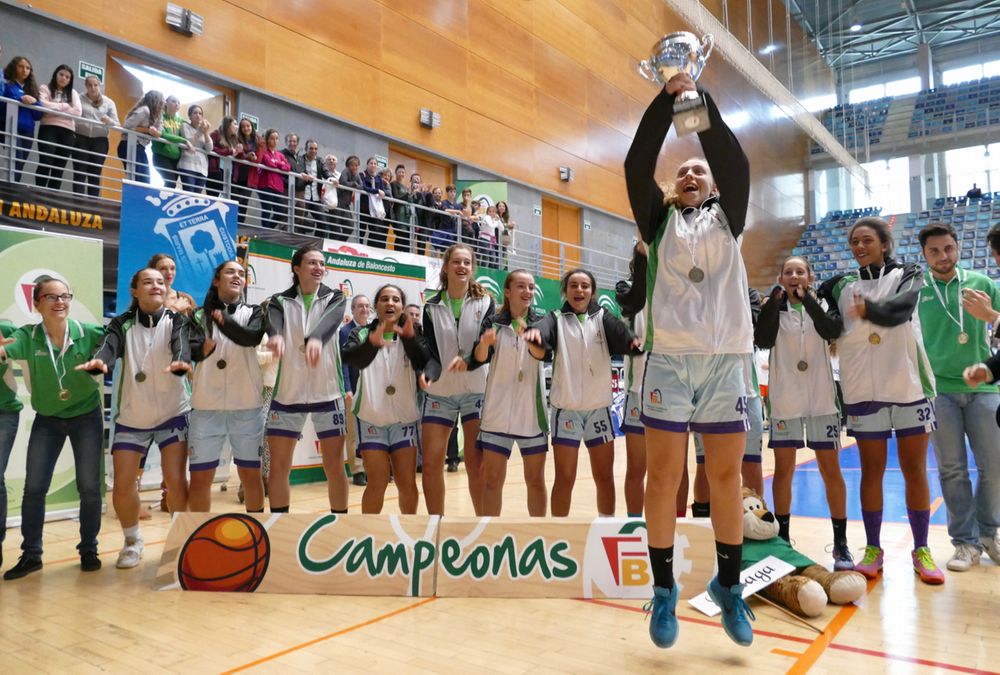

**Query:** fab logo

left=650, top=389, right=662, bottom=405
left=582, top=520, right=692, bottom=599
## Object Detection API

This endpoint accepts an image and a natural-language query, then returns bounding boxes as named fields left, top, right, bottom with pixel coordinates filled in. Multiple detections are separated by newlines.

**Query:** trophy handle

left=700, top=34, right=715, bottom=61
left=637, top=59, right=660, bottom=83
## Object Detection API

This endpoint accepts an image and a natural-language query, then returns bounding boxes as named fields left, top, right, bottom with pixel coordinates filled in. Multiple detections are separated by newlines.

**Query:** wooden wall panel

left=18, top=0, right=830, bottom=225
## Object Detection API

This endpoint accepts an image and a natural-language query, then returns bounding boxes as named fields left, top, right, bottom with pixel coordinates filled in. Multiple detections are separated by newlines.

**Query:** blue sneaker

left=707, top=577, right=755, bottom=646
left=643, top=585, right=679, bottom=648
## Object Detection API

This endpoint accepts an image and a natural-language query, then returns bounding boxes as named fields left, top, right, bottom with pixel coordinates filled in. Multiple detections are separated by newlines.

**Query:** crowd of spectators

left=0, top=49, right=515, bottom=262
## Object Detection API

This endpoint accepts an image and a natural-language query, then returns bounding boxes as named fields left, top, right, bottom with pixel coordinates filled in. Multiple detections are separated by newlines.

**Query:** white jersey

left=646, top=203, right=752, bottom=356
left=479, top=311, right=548, bottom=437
left=423, top=291, right=493, bottom=398
left=352, top=335, right=421, bottom=427
left=191, top=303, right=265, bottom=412
left=627, top=306, right=647, bottom=394
left=821, top=261, right=935, bottom=407
left=267, top=284, right=346, bottom=406
left=97, top=308, right=191, bottom=429
left=768, top=303, right=839, bottom=420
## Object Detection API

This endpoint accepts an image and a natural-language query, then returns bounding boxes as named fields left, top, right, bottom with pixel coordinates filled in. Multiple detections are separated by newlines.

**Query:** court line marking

left=221, top=596, right=439, bottom=673
left=583, top=594, right=992, bottom=674
left=772, top=648, right=805, bottom=658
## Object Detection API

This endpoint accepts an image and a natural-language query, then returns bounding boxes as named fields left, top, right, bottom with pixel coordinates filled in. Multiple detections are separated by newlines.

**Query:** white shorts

left=844, top=399, right=936, bottom=440
left=188, top=408, right=266, bottom=471
left=267, top=399, right=345, bottom=440
left=641, top=353, right=750, bottom=434
left=551, top=407, right=615, bottom=448
left=356, top=419, right=418, bottom=455
left=768, top=413, right=842, bottom=451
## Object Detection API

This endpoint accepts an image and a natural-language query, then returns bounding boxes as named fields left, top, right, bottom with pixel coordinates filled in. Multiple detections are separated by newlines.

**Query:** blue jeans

left=0, top=412, right=20, bottom=545
left=179, top=170, right=206, bottom=194
left=21, top=407, right=104, bottom=557
left=931, top=392, right=1000, bottom=547
left=117, top=139, right=150, bottom=184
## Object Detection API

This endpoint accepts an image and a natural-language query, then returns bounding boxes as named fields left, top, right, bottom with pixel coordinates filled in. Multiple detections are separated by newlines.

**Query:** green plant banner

left=0, top=225, right=104, bottom=522
left=475, top=268, right=619, bottom=317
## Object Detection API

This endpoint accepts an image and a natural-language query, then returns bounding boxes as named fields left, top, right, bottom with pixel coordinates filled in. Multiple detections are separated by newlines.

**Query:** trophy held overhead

left=637, top=31, right=715, bottom=135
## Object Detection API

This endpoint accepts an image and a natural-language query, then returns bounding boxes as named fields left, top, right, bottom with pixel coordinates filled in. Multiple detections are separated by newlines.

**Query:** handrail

left=1, top=95, right=631, bottom=287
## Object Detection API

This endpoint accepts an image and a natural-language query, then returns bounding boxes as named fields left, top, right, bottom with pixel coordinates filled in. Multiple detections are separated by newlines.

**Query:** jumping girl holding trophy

left=626, top=32, right=755, bottom=648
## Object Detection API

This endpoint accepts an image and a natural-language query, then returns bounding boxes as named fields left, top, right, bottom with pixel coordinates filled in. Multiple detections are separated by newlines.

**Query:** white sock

left=123, top=525, right=141, bottom=541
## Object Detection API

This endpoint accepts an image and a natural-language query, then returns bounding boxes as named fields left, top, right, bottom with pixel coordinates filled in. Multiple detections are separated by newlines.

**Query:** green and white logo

left=476, top=274, right=502, bottom=303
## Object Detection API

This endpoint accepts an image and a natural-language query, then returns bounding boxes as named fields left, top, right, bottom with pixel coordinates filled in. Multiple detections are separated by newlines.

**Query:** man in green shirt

left=917, top=223, right=1000, bottom=573
left=0, top=319, right=25, bottom=571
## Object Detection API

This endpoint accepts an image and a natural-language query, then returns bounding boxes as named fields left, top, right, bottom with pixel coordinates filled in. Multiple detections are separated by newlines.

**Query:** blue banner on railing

left=116, top=181, right=238, bottom=309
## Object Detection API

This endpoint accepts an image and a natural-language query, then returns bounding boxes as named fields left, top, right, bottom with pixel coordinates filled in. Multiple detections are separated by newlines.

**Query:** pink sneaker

left=855, top=545, right=884, bottom=579
left=912, top=547, right=945, bottom=585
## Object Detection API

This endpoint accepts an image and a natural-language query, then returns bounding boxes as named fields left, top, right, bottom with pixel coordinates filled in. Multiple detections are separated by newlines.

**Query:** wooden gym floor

left=0, top=436, right=996, bottom=675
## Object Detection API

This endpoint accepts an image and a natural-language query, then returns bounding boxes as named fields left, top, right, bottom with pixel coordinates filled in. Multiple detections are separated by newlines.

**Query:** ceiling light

left=850, top=23, right=862, bottom=32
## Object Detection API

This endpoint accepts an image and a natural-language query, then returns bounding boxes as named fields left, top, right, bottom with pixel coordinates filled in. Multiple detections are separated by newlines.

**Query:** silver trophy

left=638, top=32, right=715, bottom=134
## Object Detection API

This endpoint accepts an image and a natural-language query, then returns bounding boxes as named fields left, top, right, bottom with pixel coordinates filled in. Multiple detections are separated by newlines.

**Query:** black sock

left=648, top=546, right=675, bottom=589
left=716, top=541, right=742, bottom=588
left=270, top=505, right=289, bottom=513
left=246, top=508, right=264, bottom=513
left=832, top=517, right=847, bottom=547
left=331, top=508, right=348, bottom=514
left=692, top=501, right=711, bottom=518
left=776, top=513, right=791, bottom=542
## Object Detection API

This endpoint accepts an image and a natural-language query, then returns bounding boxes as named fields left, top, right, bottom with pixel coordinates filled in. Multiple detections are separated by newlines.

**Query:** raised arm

left=754, top=287, right=783, bottom=349
left=341, top=325, right=379, bottom=370
left=699, top=91, right=750, bottom=238
left=306, top=291, right=347, bottom=345
left=624, top=89, right=673, bottom=244
left=216, top=305, right=266, bottom=347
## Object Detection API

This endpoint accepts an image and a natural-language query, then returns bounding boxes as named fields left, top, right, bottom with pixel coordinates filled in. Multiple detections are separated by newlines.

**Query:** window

left=885, top=77, right=921, bottom=97
left=848, top=83, right=887, bottom=104
left=941, top=61, right=1000, bottom=86
left=860, top=157, right=910, bottom=215
left=945, top=144, right=1000, bottom=197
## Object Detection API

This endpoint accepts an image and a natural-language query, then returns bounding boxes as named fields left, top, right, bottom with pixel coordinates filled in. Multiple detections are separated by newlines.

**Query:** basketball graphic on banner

left=177, top=514, right=270, bottom=592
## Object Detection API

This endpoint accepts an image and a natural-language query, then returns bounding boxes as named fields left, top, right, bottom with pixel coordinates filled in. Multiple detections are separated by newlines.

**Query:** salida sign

left=158, top=513, right=718, bottom=599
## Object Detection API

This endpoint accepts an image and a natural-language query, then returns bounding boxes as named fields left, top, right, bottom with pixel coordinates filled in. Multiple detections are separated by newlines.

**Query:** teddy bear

left=742, top=487, right=867, bottom=618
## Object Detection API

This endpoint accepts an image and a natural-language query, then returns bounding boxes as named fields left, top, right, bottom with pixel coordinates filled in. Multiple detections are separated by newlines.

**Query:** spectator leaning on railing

left=334, top=155, right=363, bottom=241
left=152, top=95, right=186, bottom=188
left=73, top=75, right=118, bottom=198
left=2, top=55, right=42, bottom=182
left=231, top=117, right=259, bottom=221
left=177, top=104, right=214, bottom=194
left=299, top=139, right=330, bottom=236
left=359, top=157, right=388, bottom=249
left=117, top=90, right=164, bottom=184
left=255, top=127, right=291, bottom=229
left=207, top=116, right=242, bottom=198
left=36, top=64, right=81, bottom=191
left=390, top=163, right=412, bottom=253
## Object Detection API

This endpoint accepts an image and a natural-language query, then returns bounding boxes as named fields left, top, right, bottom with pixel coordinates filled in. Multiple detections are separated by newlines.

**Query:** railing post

left=222, top=157, right=232, bottom=199
left=125, top=131, right=136, bottom=182
left=287, top=177, right=296, bottom=233
left=3, top=100, right=16, bottom=183
left=559, top=242, right=565, bottom=277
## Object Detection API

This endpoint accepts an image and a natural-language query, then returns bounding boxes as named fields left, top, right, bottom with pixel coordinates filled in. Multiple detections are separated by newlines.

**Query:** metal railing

left=1, top=95, right=629, bottom=286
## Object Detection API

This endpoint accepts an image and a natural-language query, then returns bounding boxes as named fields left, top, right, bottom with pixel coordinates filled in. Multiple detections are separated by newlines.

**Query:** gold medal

left=217, top=359, right=228, bottom=369
left=796, top=360, right=808, bottom=372
left=298, top=344, right=306, bottom=353
left=135, top=371, right=147, bottom=382
left=957, top=332, right=969, bottom=345
left=518, top=371, right=524, bottom=382
left=385, top=385, right=396, bottom=396
left=58, top=388, right=71, bottom=401
left=868, top=333, right=881, bottom=345
left=688, top=266, right=705, bottom=283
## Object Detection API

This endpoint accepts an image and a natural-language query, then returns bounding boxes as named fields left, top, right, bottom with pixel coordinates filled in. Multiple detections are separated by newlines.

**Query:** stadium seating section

left=792, top=200, right=1000, bottom=282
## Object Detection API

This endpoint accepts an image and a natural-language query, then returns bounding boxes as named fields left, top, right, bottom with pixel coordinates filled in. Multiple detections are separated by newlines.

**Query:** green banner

left=0, top=225, right=104, bottom=521
left=474, top=268, right=619, bottom=318
left=455, top=180, right=508, bottom=211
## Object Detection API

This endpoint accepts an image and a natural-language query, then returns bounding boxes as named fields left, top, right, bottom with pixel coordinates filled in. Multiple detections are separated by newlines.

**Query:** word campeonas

left=438, top=535, right=578, bottom=581
left=0, top=200, right=103, bottom=229
left=297, top=514, right=435, bottom=596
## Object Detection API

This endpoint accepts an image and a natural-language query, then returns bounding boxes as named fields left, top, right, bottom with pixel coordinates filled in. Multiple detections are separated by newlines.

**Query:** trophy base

left=673, top=94, right=711, bottom=135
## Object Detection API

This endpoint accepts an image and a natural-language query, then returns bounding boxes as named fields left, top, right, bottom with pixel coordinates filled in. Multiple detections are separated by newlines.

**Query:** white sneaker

left=946, top=543, right=981, bottom=572
left=980, top=535, right=1000, bottom=566
left=116, top=538, right=144, bottom=569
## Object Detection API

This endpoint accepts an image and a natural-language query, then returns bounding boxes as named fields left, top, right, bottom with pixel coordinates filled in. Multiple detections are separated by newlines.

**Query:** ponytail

left=438, top=243, right=486, bottom=299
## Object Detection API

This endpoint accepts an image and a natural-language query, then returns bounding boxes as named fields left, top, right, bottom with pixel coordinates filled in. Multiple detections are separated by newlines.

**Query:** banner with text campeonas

left=246, top=239, right=426, bottom=482
left=157, top=513, right=720, bottom=599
